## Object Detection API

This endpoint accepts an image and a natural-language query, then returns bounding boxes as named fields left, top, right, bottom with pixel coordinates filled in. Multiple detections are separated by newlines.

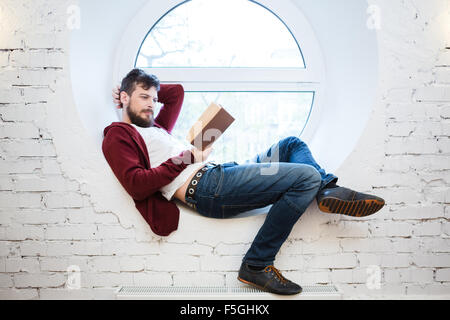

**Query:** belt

left=185, top=162, right=217, bottom=211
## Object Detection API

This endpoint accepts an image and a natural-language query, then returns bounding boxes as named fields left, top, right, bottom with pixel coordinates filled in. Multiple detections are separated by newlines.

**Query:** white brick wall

left=0, top=0, right=449, bottom=299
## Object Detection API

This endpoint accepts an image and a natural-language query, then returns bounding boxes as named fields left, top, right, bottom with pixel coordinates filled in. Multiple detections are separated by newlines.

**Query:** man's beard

left=126, top=105, right=154, bottom=128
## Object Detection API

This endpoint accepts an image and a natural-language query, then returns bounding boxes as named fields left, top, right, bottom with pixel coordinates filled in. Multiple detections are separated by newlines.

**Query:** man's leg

left=193, top=161, right=321, bottom=294
left=244, top=136, right=338, bottom=190
left=245, top=136, right=385, bottom=217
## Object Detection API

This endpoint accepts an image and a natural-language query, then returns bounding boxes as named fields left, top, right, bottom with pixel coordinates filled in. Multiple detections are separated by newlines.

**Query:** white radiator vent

left=116, top=285, right=341, bottom=300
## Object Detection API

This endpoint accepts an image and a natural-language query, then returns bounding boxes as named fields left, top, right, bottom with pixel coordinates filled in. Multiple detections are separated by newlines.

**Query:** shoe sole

left=237, top=276, right=302, bottom=295
left=318, top=197, right=384, bottom=217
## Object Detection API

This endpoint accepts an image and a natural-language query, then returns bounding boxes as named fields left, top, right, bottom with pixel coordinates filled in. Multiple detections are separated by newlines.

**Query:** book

left=186, top=102, right=235, bottom=151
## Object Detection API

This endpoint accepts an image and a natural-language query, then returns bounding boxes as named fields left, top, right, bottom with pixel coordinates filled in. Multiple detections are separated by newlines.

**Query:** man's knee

left=299, top=165, right=322, bottom=189
left=282, top=136, right=305, bottom=146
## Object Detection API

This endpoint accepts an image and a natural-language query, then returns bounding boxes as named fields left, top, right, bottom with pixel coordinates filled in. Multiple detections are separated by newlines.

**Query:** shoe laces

left=264, top=265, right=288, bottom=284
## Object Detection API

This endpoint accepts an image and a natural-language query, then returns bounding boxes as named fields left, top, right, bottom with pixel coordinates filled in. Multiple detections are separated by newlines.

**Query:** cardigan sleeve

left=154, top=84, right=185, bottom=134
left=102, top=126, right=194, bottom=201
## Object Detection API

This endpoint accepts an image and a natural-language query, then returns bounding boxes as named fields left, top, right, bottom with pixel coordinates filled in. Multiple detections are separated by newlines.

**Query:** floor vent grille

left=116, top=285, right=341, bottom=300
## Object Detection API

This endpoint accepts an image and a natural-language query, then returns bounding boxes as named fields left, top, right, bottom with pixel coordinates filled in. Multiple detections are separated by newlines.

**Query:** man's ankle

left=246, top=264, right=266, bottom=271
left=325, top=180, right=339, bottom=189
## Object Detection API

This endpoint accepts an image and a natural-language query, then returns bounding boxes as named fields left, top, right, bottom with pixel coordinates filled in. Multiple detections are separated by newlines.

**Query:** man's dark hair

left=120, top=68, right=160, bottom=100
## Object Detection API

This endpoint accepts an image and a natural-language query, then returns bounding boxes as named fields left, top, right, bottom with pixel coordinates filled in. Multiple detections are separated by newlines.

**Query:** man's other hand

left=191, top=146, right=213, bottom=163
left=112, top=85, right=121, bottom=109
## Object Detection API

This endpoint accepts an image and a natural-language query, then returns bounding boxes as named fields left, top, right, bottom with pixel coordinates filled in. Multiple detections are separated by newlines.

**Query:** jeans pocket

left=214, top=161, right=239, bottom=197
left=195, top=196, right=215, bottom=218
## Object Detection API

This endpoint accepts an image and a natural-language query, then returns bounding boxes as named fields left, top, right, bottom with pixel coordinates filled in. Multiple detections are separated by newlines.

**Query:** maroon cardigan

left=102, top=84, right=193, bottom=236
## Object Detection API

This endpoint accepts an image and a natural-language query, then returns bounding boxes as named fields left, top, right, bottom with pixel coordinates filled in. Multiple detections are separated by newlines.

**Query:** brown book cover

left=186, top=102, right=235, bottom=150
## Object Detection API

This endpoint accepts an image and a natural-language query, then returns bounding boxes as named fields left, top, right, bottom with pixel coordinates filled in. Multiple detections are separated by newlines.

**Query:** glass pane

left=136, top=0, right=305, bottom=68
left=162, top=92, right=313, bottom=164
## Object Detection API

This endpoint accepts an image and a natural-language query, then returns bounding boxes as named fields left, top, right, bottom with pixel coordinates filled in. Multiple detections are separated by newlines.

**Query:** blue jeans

left=186, top=136, right=338, bottom=267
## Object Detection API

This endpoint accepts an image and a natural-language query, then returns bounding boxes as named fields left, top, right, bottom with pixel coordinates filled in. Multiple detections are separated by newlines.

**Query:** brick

left=12, top=175, right=79, bottom=192
left=384, top=268, right=433, bottom=284
left=301, top=239, right=341, bottom=254
left=65, top=209, right=118, bottom=225
left=407, top=284, right=450, bottom=295
left=6, top=225, right=44, bottom=240
left=0, top=103, right=47, bottom=122
left=275, top=255, right=308, bottom=270
left=24, top=33, right=66, bottom=49
left=0, top=52, right=9, bottom=67
left=95, top=225, right=135, bottom=240
left=45, top=225, right=97, bottom=240
left=132, top=272, right=172, bottom=286
left=0, top=274, right=13, bottom=288
left=39, top=288, right=96, bottom=300
left=0, top=242, right=20, bottom=257
left=5, top=69, right=61, bottom=87
left=101, top=240, right=160, bottom=256
left=435, top=68, right=450, bottom=84
left=421, top=238, right=450, bottom=253
left=20, top=241, right=47, bottom=256
left=309, top=254, right=357, bottom=269
left=44, top=192, right=84, bottom=208
left=386, top=122, right=416, bottom=137
left=340, top=238, right=393, bottom=253
left=358, top=253, right=411, bottom=268
left=119, top=257, right=146, bottom=272
left=413, top=254, right=450, bottom=267
left=370, top=221, right=414, bottom=237
left=436, top=50, right=450, bottom=66
left=412, top=221, right=442, bottom=236
left=385, top=137, right=439, bottom=155
left=386, top=103, right=441, bottom=121
left=0, top=159, right=41, bottom=174
left=0, top=139, right=56, bottom=158
left=285, top=270, right=330, bottom=285
left=0, top=37, right=24, bottom=50
left=46, top=241, right=102, bottom=256
left=386, top=88, right=414, bottom=103
left=85, top=272, right=133, bottom=287
left=147, top=255, right=200, bottom=272
left=436, top=268, right=450, bottom=281
left=173, top=272, right=225, bottom=286
left=441, top=105, right=450, bottom=118
left=412, top=120, right=450, bottom=137
left=88, top=257, right=120, bottom=273
left=390, top=205, right=445, bottom=220
left=390, top=238, right=421, bottom=253
left=0, top=175, right=13, bottom=191
left=14, top=273, right=66, bottom=288
left=327, top=221, right=370, bottom=238
left=424, top=186, right=450, bottom=203
left=40, top=257, right=88, bottom=272
left=161, top=242, right=213, bottom=256
left=12, top=209, right=66, bottom=225
left=41, top=158, right=62, bottom=174
left=0, top=192, right=42, bottom=208
left=5, top=257, right=40, bottom=273
left=374, top=187, right=423, bottom=205
left=414, top=86, right=450, bottom=102
left=10, top=49, right=64, bottom=68
left=0, top=289, right=38, bottom=300
left=199, top=255, right=241, bottom=272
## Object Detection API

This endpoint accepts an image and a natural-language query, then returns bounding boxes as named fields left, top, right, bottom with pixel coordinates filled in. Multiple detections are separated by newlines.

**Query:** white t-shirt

left=131, top=124, right=209, bottom=201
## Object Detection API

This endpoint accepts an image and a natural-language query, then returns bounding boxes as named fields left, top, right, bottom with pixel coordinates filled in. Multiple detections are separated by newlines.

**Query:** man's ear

left=120, top=91, right=130, bottom=108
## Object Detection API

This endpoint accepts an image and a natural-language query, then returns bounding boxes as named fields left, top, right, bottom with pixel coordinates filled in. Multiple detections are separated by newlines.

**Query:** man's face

left=123, top=84, right=158, bottom=128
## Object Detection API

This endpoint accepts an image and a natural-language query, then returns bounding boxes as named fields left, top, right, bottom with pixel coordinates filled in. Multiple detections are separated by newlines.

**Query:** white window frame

left=113, top=0, right=326, bottom=141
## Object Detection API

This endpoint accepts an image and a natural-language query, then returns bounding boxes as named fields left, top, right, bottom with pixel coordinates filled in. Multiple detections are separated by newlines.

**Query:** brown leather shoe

left=317, top=186, right=385, bottom=217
